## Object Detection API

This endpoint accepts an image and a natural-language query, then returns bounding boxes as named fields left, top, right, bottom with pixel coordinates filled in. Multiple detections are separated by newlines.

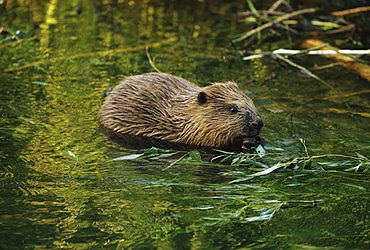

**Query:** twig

left=301, top=39, right=370, bottom=81
left=245, top=0, right=262, bottom=41
left=272, top=53, right=325, bottom=82
left=233, top=8, right=316, bottom=42
left=234, top=10, right=288, bottom=18
left=309, top=24, right=355, bottom=37
left=263, top=52, right=352, bottom=112
left=249, top=12, right=298, bottom=34
left=0, top=36, right=37, bottom=49
left=145, top=47, right=162, bottom=73
left=311, top=20, right=341, bottom=28
left=248, top=153, right=369, bottom=177
left=268, top=0, right=286, bottom=12
left=249, top=199, right=324, bottom=205
left=4, top=37, right=178, bottom=72
left=300, top=139, right=310, bottom=158
left=272, top=48, right=370, bottom=55
left=242, top=45, right=370, bottom=62
left=330, top=6, right=370, bottom=16
left=270, top=54, right=351, bottom=117
left=320, top=108, right=370, bottom=118
left=246, top=0, right=258, bottom=13
left=309, top=154, right=370, bottom=162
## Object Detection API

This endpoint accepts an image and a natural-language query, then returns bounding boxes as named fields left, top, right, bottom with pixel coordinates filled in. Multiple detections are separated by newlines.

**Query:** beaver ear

left=197, top=92, right=207, bottom=105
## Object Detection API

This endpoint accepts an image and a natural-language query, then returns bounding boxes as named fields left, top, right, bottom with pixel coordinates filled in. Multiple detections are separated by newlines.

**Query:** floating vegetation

left=110, top=143, right=370, bottom=177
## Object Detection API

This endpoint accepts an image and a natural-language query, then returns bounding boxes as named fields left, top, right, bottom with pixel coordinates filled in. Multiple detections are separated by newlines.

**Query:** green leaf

left=31, top=81, right=48, bottom=85
left=340, top=183, right=367, bottom=191
left=67, top=150, right=77, bottom=159
left=111, top=154, right=144, bottom=161
left=355, top=152, right=369, bottom=161
left=245, top=214, right=272, bottom=222
left=249, top=162, right=286, bottom=177
left=256, top=144, right=266, bottom=156
left=229, top=177, right=253, bottom=183
left=231, top=157, right=240, bottom=165
left=344, top=164, right=362, bottom=172
left=189, top=150, right=202, bottom=161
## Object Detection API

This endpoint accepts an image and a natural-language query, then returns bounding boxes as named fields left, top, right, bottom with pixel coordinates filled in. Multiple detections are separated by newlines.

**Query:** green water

left=1, top=0, right=369, bottom=249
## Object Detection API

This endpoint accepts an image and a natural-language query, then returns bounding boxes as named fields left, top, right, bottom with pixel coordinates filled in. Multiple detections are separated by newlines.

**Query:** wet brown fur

left=98, top=73, right=263, bottom=149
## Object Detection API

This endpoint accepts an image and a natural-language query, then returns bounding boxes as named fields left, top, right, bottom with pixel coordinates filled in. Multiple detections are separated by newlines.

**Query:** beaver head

left=171, top=81, right=263, bottom=148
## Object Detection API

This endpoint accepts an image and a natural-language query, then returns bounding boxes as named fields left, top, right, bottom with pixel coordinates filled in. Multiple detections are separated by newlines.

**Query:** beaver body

left=98, top=73, right=263, bottom=150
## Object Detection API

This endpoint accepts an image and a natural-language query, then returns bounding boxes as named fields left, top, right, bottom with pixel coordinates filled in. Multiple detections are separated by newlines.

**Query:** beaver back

left=98, top=73, right=200, bottom=139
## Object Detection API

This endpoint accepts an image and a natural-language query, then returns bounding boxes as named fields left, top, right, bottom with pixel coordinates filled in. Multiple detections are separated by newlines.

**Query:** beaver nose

left=251, top=118, right=264, bottom=130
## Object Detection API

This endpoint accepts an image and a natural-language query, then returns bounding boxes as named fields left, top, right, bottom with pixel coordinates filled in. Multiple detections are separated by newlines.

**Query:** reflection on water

left=0, top=0, right=369, bottom=249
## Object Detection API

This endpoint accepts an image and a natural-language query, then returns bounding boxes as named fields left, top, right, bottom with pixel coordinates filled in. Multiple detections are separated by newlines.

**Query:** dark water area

left=1, top=0, right=369, bottom=249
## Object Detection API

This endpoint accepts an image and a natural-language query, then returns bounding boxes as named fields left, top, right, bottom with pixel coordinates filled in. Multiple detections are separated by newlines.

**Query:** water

left=1, top=0, right=369, bottom=249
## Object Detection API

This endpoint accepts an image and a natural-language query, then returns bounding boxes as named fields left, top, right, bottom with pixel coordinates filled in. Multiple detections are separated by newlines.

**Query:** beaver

left=98, top=73, right=264, bottom=151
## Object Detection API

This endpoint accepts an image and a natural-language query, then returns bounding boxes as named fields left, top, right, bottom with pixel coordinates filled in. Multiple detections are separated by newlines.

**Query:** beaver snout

left=240, top=117, right=264, bottom=150
left=251, top=117, right=264, bottom=131
left=243, top=117, right=263, bottom=136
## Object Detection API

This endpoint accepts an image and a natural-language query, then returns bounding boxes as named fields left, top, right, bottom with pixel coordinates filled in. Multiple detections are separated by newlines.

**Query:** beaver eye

left=230, top=107, right=238, bottom=114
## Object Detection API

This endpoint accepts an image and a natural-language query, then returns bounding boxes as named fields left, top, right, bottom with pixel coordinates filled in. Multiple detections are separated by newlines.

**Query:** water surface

left=1, top=0, right=369, bottom=249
